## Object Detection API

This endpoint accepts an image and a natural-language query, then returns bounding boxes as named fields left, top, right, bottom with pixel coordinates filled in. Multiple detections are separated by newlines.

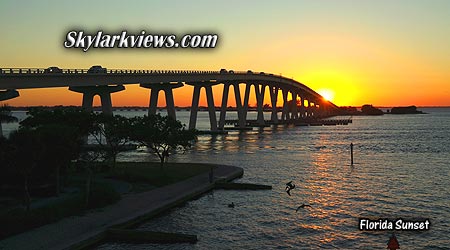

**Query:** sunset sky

left=1, top=0, right=449, bottom=107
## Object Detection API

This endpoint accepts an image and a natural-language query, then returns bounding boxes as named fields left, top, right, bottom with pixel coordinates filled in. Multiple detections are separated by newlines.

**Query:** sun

left=317, top=89, right=335, bottom=102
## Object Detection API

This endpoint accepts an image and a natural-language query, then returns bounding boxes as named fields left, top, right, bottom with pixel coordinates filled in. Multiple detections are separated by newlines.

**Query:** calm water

left=4, top=109, right=450, bottom=249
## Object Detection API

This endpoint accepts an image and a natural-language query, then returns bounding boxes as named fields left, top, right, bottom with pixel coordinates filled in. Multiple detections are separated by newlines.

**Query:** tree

left=36, top=124, right=81, bottom=196
left=20, top=107, right=96, bottom=196
left=361, top=104, right=384, bottom=115
left=0, top=105, right=18, bottom=138
left=3, top=129, right=42, bottom=210
left=20, top=106, right=95, bottom=137
left=91, top=114, right=132, bottom=168
left=130, top=114, right=197, bottom=167
left=77, top=147, right=105, bottom=208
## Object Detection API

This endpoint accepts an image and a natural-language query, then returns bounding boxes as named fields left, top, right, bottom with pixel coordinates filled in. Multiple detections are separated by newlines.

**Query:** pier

left=222, top=118, right=352, bottom=129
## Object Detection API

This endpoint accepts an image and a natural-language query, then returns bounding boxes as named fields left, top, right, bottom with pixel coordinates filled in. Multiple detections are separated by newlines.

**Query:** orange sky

left=1, top=1, right=449, bottom=107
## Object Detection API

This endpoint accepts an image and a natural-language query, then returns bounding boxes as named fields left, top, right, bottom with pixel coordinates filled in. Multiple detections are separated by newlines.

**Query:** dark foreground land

left=0, top=162, right=243, bottom=250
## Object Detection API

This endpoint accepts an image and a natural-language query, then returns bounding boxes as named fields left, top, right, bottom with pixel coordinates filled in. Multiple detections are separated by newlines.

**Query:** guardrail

left=0, top=68, right=224, bottom=75
left=0, top=68, right=287, bottom=77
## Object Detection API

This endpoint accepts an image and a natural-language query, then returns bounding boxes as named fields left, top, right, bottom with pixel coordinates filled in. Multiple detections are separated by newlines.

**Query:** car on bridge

left=88, top=65, right=107, bottom=73
left=44, top=66, right=62, bottom=73
left=220, top=68, right=227, bottom=74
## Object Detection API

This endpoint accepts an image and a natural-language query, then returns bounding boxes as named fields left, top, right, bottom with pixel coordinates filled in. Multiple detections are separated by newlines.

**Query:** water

left=4, top=108, right=450, bottom=249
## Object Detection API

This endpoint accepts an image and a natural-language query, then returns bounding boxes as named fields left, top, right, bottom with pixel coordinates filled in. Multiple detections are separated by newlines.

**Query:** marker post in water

left=350, top=143, right=354, bottom=166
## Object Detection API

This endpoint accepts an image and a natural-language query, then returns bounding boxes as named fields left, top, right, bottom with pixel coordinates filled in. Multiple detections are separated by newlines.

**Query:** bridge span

left=0, top=67, right=341, bottom=131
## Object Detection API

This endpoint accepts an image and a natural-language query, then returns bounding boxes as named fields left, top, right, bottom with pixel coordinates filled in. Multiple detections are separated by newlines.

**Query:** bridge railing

left=0, top=68, right=292, bottom=78
left=0, top=68, right=224, bottom=75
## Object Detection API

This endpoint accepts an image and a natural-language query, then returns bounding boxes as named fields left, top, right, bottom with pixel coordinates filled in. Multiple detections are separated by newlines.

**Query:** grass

left=0, top=182, right=120, bottom=240
left=107, top=162, right=214, bottom=191
left=0, top=161, right=212, bottom=240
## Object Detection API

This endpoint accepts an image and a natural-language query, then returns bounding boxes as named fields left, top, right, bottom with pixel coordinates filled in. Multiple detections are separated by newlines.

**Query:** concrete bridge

left=0, top=67, right=341, bottom=131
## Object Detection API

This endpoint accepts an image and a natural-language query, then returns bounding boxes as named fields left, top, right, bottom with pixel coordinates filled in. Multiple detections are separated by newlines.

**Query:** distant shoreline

left=5, top=105, right=450, bottom=111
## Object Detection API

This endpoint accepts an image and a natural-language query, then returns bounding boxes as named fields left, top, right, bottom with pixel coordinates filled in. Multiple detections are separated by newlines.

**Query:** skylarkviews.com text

left=64, top=30, right=218, bottom=52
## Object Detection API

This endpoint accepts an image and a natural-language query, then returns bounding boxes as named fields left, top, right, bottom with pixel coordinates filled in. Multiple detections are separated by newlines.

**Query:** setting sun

left=317, top=89, right=335, bottom=102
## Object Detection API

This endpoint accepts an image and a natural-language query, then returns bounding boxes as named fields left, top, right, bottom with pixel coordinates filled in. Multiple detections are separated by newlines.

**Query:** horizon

left=1, top=0, right=449, bottom=107
left=5, top=104, right=450, bottom=109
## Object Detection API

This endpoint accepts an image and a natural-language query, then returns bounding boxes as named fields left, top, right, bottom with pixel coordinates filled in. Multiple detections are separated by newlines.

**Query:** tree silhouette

left=3, top=129, right=42, bottom=210
left=130, top=114, right=197, bottom=167
left=37, top=124, right=81, bottom=196
left=91, top=114, right=132, bottom=168
left=20, top=107, right=96, bottom=196
left=21, top=107, right=95, bottom=137
left=0, top=105, right=18, bottom=138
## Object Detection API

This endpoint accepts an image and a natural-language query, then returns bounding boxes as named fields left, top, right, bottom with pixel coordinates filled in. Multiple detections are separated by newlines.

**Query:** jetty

left=106, top=229, right=197, bottom=244
left=215, top=182, right=272, bottom=190
left=222, top=118, right=352, bottom=129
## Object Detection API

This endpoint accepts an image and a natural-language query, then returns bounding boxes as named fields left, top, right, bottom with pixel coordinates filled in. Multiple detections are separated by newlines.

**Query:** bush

left=0, top=194, right=83, bottom=239
left=0, top=183, right=120, bottom=240
left=87, top=183, right=121, bottom=209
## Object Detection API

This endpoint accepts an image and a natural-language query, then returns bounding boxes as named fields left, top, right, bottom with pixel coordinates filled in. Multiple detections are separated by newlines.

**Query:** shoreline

left=0, top=164, right=244, bottom=250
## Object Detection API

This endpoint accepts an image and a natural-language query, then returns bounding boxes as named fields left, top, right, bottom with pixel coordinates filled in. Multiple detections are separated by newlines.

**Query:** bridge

left=0, top=67, right=342, bottom=131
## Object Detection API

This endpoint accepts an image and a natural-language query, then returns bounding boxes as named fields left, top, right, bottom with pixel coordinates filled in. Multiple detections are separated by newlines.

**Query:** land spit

left=0, top=164, right=244, bottom=250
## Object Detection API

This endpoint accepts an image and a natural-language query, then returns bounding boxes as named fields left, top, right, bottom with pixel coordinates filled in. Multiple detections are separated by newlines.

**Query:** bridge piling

left=291, top=90, right=299, bottom=120
left=269, top=85, right=279, bottom=124
left=140, top=83, right=183, bottom=119
left=281, top=89, right=289, bottom=121
left=69, top=85, right=125, bottom=114
left=205, top=85, right=217, bottom=131
left=147, top=87, right=159, bottom=116
left=309, top=101, right=314, bottom=117
left=0, top=89, right=20, bottom=101
left=218, top=83, right=230, bottom=130
left=255, top=84, right=266, bottom=126
left=187, top=83, right=218, bottom=131
left=188, top=85, right=201, bottom=130
left=234, top=83, right=246, bottom=128
left=242, top=84, right=251, bottom=123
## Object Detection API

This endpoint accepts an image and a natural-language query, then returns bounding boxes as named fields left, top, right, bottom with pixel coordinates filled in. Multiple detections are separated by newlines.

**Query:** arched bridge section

left=0, top=68, right=341, bottom=131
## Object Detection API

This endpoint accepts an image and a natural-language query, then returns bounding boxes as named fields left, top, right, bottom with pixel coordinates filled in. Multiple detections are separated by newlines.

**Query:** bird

left=228, top=202, right=235, bottom=208
left=295, top=204, right=312, bottom=212
left=285, top=181, right=296, bottom=196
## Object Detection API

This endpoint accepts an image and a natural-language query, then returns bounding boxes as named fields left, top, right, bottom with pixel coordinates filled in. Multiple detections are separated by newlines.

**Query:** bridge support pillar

left=298, top=96, right=305, bottom=119
left=308, top=101, right=314, bottom=117
left=0, top=89, right=20, bottom=101
left=269, top=86, right=279, bottom=124
left=320, top=101, right=330, bottom=117
left=315, top=104, right=321, bottom=118
left=218, top=82, right=245, bottom=130
left=291, top=90, right=299, bottom=120
left=242, top=83, right=251, bottom=123
left=69, top=85, right=125, bottom=114
left=218, top=83, right=230, bottom=130
left=205, top=85, right=218, bottom=131
left=255, top=84, right=266, bottom=126
left=187, top=83, right=218, bottom=131
left=234, top=84, right=245, bottom=128
left=281, top=89, right=289, bottom=121
left=302, top=99, right=308, bottom=117
left=140, top=83, right=183, bottom=120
